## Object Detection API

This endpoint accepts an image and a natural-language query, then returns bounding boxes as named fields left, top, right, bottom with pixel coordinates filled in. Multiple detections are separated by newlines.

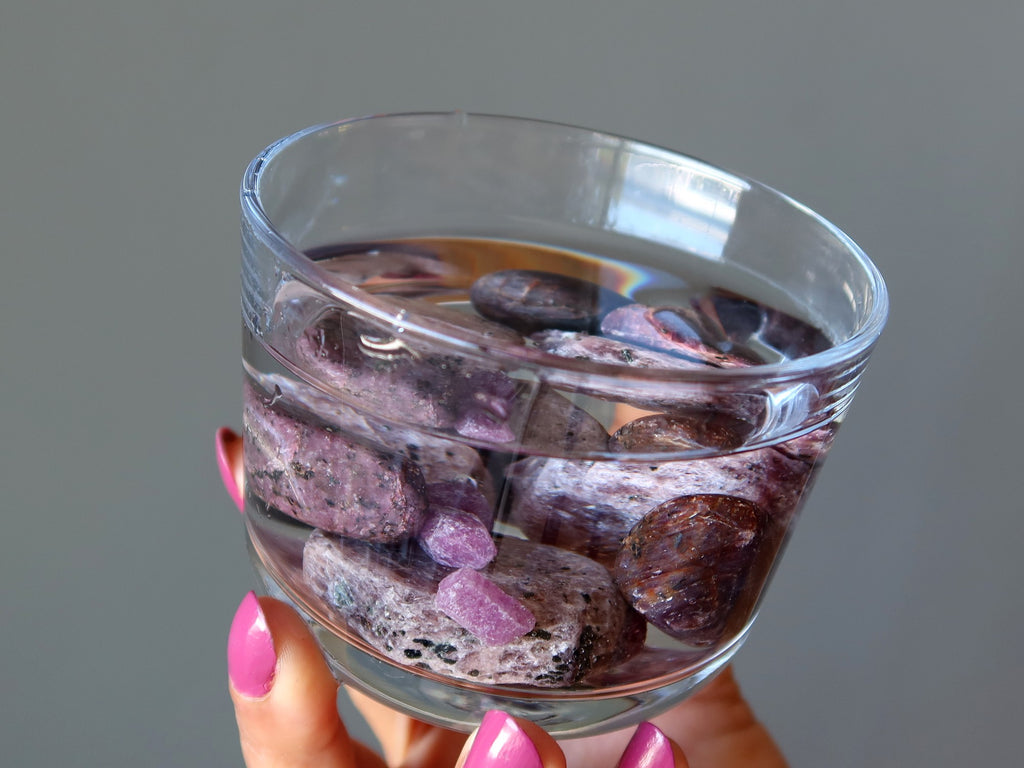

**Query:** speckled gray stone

left=302, top=531, right=644, bottom=686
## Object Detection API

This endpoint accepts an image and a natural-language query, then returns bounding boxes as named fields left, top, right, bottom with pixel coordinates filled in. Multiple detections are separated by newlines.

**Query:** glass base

left=248, top=534, right=748, bottom=737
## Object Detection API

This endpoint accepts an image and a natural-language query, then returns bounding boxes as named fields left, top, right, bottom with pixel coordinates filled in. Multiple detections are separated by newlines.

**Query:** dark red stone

left=470, top=269, right=629, bottom=334
left=608, top=411, right=754, bottom=452
left=613, top=494, right=765, bottom=647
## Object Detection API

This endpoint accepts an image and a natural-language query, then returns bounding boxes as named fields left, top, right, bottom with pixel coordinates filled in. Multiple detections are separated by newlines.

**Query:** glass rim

left=240, top=111, right=889, bottom=389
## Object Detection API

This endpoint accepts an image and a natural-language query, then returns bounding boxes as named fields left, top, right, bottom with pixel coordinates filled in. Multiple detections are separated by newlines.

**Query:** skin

left=220, top=430, right=787, bottom=768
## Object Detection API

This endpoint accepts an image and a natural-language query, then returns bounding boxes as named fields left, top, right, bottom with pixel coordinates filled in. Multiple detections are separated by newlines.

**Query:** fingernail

left=215, top=427, right=244, bottom=513
left=228, top=591, right=276, bottom=699
left=463, top=710, right=542, bottom=768
left=618, top=722, right=676, bottom=768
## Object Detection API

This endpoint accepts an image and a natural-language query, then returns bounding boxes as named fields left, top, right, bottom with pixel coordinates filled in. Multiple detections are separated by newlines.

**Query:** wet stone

left=514, top=386, right=610, bottom=455
left=470, top=269, right=629, bottom=335
left=613, top=494, right=765, bottom=646
left=418, top=507, right=497, bottom=569
left=435, top=568, right=535, bottom=645
left=529, top=330, right=766, bottom=425
left=426, top=478, right=494, bottom=528
left=246, top=372, right=495, bottom=500
left=691, top=289, right=832, bottom=361
left=302, top=532, right=642, bottom=686
left=398, top=298, right=526, bottom=348
left=244, top=382, right=427, bottom=542
left=507, top=439, right=810, bottom=566
left=608, top=411, right=755, bottom=452
left=296, top=310, right=465, bottom=431
left=308, top=243, right=464, bottom=287
left=600, top=304, right=758, bottom=367
left=453, top=370, right=518, bottom=443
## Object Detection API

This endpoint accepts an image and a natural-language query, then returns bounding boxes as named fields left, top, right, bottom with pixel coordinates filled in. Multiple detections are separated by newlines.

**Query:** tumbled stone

left=600, top=304, right=758, bottom=367
left=310, top=243, right=464, bottom=286
left=299, top=310, right=530, bottom=448
left=398, top=298, right=526, bottom=349
left=772, top=424, right=836, bottom=465
left=296, top=309, right=464, bottom=430
left=426, top=478, right=494, bottom=528
left=613, top=494, right=765, bottom=646
left=514, top=386, right=610, bottom=455
left=247, top=372, right=499, bottom=507
left=302, top=531, right=643, bottom=686
left=470, top=269, right=629, bottom=334
left=507, top=443, right=810, bottom=565
left=608, top=411, right=754, bottom=452
left=690, top=289, right=832, bottom=361
left=529, top=329, right=766, bottom=425
left=418, top=507, right=497, bottom=569
left=435, top=568, right=535, bottom=644
left=243, top=382, right=427, bottom=542
left=453, top=370, right=519, bottom=443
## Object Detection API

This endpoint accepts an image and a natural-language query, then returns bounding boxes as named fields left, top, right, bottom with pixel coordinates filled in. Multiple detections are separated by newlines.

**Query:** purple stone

left=418, top=507, right=497, bottom=569
left=470, top=269, right=629, bottom=334
left=459, top=370, right=518, bottom=420
left=507, top=442, right=811, bottom=565
left=296, top=310, right=463, bottom=430
left=426, top=478, right=494, bottom=528
left=453, top=370, right=519, bottom=444
left=247, top=371, right=494, bottom=497
left=692, top=288, right=832, bottom=361
left=243, top=382, right=427, bottom=542
left=454, top=407, right=517, bottom=444
left=435, top=568, right=536, bottom=645
left=600, top=304, right=757, bottom=367
left=309, top=244, right=463, bottom=285
left=529, top=330, right=766, bottom=425
left=513, top=386, right=610, bottom=455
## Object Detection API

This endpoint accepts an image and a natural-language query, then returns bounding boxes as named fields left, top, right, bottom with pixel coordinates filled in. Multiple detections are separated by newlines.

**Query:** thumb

left=227, top=592, right=385, bottom=768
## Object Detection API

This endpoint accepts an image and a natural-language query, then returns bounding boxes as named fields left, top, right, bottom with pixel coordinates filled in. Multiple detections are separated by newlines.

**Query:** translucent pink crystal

left=418, top=507, right=497, bottom=569
left=435, top=568, right=535, bottom=645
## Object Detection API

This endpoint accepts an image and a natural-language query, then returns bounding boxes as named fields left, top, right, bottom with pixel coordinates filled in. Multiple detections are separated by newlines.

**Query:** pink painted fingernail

left=618, top=722, right=676, bottom=768
left=227, top=591, right=276, bottom=699
left=215, top=427, right=244, bottom=513
left=463, top=710, right=543, bottom=768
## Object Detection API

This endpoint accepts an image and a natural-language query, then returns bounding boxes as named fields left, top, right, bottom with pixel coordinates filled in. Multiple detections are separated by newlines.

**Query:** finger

left=215, top=426, right=244, bottom=512
left=228, top=591, right=386, bottom=768
left=346, top=687, right=467, bottom=768
left=616, top=722, right=689, bottom=768
left=454, top=710, right=565, bottom=768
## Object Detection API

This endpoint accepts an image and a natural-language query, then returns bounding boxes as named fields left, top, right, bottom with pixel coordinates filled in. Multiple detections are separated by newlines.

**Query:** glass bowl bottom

left=245, top=528, right=751, bottom=737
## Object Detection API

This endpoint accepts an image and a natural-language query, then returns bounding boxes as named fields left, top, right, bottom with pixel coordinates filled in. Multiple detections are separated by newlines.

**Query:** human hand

left=218, top=427, right=788, bottom=768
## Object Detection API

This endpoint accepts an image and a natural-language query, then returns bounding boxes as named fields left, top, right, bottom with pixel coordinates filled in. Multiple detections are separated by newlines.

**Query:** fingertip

left=618, top=721, right=689, bottom=768
left=227, top=591, right=276, bottom=699
left=228, top=594, right=355, bottom=768
left=215, top=426, right=244, bottom=512
left=457, top=710, right=564, bottom=768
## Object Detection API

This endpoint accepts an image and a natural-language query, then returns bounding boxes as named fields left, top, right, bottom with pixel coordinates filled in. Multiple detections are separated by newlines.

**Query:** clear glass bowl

left=238, top=113, right=887, bottom=737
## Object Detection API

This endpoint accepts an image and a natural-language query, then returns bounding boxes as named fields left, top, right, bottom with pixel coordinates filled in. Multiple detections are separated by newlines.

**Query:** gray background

left=2, top=1, right=1020, bottom=765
